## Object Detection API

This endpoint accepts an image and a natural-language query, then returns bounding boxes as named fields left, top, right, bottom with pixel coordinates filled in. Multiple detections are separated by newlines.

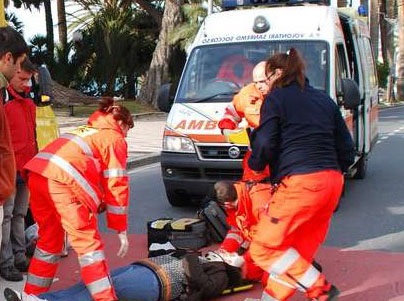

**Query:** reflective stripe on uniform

left=103, top=168, right=127, bottom=178
left=36, top=152, right=101, bottom=208
left=269, top=273, right=303, bottom=291
left=79, top=250, right=106, bottom=268
left=225, top=232, right=244, bottom=244
left=269, top=248, right=299, bottom=275
left=60, top=133, right=94, bottom=157
left=107, top=204, right=127, bottom=215
left=87, top=276, right=113, bottom=295
left=297, top=265, right=321, bottom=289
left=26, top=273, right=53, bottom=288
left=33, top=247, right=61, bottom=264
left=262, top=291, right=280, bottom=301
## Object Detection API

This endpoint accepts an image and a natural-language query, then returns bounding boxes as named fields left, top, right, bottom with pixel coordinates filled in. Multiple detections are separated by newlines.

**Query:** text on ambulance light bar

left=222, top=0, right=330, bottom=9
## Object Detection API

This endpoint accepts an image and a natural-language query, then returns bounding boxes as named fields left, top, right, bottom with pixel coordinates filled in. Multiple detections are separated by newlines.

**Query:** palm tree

left=68, top=0, right=159, bottom=96
left=397, top=0, right=404, bottom=100
left=369, top=0, right=379, bottom=59
left=137, top=0, right=184, bottom=107
left=169, top=3, right=207, bottom=50
left=43, top=0, right=54, bottom=63
left=380, top=0, right=397, bottom=102
left=57, top=0, right=67, bottom=60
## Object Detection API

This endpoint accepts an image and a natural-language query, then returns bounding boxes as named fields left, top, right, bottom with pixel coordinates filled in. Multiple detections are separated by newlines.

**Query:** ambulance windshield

left=176, top=41, right=329, bottom=103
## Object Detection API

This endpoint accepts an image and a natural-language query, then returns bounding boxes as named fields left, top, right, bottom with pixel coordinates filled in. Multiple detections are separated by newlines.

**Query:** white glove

left=117, top=231, right=129, bottom=258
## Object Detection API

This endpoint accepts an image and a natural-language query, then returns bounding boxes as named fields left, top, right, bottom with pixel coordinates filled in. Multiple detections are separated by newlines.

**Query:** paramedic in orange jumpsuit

left=218, top=61, right=271, bottom=181
left=214, top=179, right=271, bottom=282
left=23, top=97, right=134, bottom=301
left=247, top=48, right=355, bottom=300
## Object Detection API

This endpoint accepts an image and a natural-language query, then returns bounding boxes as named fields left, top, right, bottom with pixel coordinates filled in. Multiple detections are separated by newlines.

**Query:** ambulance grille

left=196, top=144, right=248, bottom=160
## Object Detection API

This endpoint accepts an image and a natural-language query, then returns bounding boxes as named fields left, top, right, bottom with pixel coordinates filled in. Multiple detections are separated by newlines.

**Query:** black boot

left=311, top=285, right=340, bottom=301
left=4, top=288, right=22, bottom=301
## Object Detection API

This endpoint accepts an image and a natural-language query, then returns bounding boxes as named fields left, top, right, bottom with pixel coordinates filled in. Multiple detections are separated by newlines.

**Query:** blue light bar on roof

left=222, top=0, right=329, bottom=9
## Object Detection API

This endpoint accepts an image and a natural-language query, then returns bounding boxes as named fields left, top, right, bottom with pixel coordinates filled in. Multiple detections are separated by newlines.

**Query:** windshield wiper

left=191, top=91, right=238, bottom=103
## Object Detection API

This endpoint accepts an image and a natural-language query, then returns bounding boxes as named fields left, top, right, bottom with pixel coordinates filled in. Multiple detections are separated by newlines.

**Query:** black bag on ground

left=198, top=201, right=229, bottom=243
left=169, top=218, right=208, bottom=250
left=147, top=218, right=208, bottom=256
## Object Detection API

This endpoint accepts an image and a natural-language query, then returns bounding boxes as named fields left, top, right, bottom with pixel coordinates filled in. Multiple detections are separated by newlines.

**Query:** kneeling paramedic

left=22, top=97, right=134, bottom=301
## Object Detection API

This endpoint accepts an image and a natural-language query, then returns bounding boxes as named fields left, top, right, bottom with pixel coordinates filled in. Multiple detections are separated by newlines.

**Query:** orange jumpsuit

left=250, top=170, right=343, bottom=300
left=24, top=111, right=129, bottom=301
left=220, top=181, right=271, bottom=281
left=218, top=83, right=270, bottom=181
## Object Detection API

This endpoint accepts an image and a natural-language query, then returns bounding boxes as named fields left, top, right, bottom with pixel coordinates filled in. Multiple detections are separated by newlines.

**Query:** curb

left=378, top=101, right=404, bottom=110
left=126, top=152, right=161, bottom=170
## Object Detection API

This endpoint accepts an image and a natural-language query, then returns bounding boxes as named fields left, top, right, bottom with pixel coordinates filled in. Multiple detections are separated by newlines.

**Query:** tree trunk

left=397, top=0, right=404, bottom=100
left=138, top=0, right=183, bottom=108
left=44, top=0, right=54, bottom=62
left=132, top=0, right=163, bottom=27
left=380, top=0, right=395, bottom=66
left=369, top=0, right=379, bottom=59
left=57, top=0, right=67, bottom=56
left=337, top=0, right=347, bottom=7
left=380, top=0, right=397, bottom=102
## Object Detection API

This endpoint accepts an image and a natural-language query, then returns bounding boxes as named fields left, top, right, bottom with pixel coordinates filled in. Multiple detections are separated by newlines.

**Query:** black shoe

left=311, top=285, right=340, bottom=301
left=15, top=259, right=30, bottom=273
left=4, top=288, right=22, bottom=301
left=0, top=266, right=23, bottom=282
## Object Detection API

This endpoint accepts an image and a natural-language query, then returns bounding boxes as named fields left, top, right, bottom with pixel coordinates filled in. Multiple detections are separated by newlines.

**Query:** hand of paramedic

left=117, top=230, right=129, bottom=257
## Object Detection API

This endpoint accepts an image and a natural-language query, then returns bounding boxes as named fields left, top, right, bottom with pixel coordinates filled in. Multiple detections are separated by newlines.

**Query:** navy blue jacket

left=248, top=80, right=355, bottom=183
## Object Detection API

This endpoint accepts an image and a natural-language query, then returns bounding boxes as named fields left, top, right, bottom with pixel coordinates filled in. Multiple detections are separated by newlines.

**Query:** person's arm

left=101, top=137, right=129, bottom=232
left=248, top=95, right=281, bottom=172
left=218, top=100, right=242, bottom=130
left=0, top=99, right=16, bottom=201
left=334, top=106, right=355, bottom=172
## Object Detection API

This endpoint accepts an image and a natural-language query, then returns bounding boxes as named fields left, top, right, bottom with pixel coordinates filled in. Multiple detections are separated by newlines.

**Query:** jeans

left=40, top=264, right=161, bottom=301
left=1, top=180, right=29, bottom=269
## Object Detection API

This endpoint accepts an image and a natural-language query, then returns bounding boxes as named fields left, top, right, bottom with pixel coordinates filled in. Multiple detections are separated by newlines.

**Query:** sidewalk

left=56, top=111, right=167, bottom=169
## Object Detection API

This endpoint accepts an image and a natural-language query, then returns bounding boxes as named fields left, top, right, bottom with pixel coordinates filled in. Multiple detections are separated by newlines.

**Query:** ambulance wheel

left=166, top=190, right=188, bottom=207
left=353, top=154, right=367, bottom=179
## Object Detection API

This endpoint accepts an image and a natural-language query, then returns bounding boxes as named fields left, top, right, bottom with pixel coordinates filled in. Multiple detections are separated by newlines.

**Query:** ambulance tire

left=353, top=154, right=367, bottom=180
left=166, top=190, right=188, bottom=207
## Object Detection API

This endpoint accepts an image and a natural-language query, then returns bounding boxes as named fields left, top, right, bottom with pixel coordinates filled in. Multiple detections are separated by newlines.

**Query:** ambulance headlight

left=163, top=136, right=196, bottom=153
left=253, top=16, right=270, bottom=33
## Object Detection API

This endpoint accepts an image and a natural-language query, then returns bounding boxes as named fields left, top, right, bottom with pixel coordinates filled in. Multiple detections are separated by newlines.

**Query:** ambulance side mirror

left=157, top=83, right=174, bottom=113
left=337, top=78, right=360, bottom=110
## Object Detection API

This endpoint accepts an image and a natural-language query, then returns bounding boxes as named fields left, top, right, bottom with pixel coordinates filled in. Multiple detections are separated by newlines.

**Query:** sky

left=8, top=2, right=60, bottom=42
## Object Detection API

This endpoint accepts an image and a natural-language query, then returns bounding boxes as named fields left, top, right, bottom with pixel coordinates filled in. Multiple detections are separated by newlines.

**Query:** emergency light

left=222, top=0, right=330, bottom=9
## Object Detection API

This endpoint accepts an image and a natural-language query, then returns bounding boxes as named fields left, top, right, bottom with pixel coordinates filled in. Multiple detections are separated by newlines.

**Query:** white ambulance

left=158, top=0, right=379, bottom=206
